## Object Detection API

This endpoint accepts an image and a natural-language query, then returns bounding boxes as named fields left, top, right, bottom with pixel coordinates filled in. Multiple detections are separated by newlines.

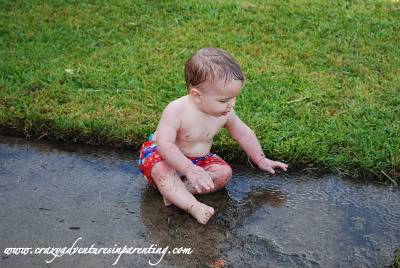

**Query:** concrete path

left=1, top=135, right=399, bottom=267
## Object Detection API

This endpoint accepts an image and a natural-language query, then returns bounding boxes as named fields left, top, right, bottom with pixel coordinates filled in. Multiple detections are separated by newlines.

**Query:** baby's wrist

left=255, top=156, right=271, bottom=166
left=182, top=163, right=195, bottom=175
left=255, top=157, right=265, bottom=165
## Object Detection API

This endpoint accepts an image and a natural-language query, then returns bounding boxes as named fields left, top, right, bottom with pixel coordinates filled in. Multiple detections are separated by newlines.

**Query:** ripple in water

left=223, top=169, right=400, bottom=267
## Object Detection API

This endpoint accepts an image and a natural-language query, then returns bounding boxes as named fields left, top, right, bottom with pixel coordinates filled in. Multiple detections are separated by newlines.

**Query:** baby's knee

left=222, top=166, right=232, bottom=182
left=215, top=165, right=232, bottom=185
left=151, top=161, right=175, bottom=179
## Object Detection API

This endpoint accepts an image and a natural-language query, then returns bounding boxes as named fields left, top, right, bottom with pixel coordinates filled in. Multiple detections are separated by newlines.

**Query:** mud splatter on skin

left=186, top=204, right=194, bottom=213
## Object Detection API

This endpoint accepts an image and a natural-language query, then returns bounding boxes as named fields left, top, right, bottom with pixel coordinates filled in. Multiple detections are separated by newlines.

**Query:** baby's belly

left=177, top=141, right=213, bottom=157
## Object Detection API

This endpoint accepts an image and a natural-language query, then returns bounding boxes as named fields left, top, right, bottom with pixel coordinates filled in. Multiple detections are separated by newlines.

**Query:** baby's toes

left=198, top=205, right=215, bottom=224
left=205, top=206, right=215, bottom=219
left=189, top=202, right=215, bottom=224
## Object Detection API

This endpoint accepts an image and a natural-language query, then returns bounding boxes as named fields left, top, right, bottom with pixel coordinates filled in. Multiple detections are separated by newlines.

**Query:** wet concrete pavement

left=0, top=135, right=399, bottom=267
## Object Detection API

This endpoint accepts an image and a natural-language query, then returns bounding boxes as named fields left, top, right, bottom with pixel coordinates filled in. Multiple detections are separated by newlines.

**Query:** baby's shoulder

left=160, top=96, right=187, bottom=121
left=163, top=96, right=186, bottom=112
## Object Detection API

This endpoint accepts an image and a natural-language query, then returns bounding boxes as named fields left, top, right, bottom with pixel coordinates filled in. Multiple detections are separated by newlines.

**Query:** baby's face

left=196, top=78, right=243, bottom=117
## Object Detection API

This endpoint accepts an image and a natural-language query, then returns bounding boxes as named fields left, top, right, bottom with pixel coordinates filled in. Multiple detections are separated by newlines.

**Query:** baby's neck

left=186, top=95, right=207, bottom=116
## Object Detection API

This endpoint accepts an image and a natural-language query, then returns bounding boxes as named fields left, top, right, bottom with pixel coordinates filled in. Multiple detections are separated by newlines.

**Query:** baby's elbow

left=234, top=126, right=254, bottom=139
left=157, top=140, right=167, bottom=150
left=235, top=129, right=255, bottom=143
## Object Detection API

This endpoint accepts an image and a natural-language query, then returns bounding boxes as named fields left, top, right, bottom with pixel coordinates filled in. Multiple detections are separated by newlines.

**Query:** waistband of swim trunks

left=187, top=153, right=214, bottom=162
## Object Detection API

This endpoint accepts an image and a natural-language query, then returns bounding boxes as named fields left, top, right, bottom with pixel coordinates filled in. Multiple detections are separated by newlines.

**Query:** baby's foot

left=163, top=196, right=172, bottom=206
left=187, top=202, right=215, bottom=224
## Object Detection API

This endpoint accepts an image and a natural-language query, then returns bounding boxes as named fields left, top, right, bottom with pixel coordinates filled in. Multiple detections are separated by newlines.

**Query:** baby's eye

left=219, top=100, right=228, bottom=103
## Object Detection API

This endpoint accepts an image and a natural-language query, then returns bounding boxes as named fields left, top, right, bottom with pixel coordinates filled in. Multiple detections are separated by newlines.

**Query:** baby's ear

left=189, top=88, right=202, bottom=103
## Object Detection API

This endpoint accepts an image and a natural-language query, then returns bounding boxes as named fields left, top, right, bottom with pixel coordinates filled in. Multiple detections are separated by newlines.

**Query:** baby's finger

left=277, top=163, right=288, bottom=171
left=205, top=173, right=214, bottom=184
left=265, top=166, right=275, bottom=174
left=199, top=179, right=211, bottom=192
left=275, top=165, right=286, bottom=171
left=282, top=163, right=288, bottom=171
left=206, top=177, right=214, bottom=189
left=194, top=183, right=202, bottom=193
left=192, top=179, right=202, bottom=193
left=281, top=162, right=288, bottom=167
left=201, top=172, right=213, bottom=189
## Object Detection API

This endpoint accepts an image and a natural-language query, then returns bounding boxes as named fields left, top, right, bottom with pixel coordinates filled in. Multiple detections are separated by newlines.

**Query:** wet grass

left=394, top=249, right=400, bottom=268
left=1, top=0, right=399, bottom=181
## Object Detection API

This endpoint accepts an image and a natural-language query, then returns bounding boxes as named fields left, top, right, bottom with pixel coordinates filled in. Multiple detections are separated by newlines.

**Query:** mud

left=0, top=135, right=399, bottom=267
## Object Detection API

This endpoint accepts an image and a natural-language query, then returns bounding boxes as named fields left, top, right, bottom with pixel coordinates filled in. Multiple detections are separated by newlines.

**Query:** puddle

left=0, top=135, right=399, bottom=267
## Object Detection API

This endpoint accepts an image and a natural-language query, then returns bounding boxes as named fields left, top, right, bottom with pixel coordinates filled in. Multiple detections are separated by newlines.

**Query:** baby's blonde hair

left=184, top=48, right=245, bottom=91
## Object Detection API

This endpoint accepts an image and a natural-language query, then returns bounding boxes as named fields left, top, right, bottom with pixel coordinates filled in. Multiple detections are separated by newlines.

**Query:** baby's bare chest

left=177, top=116, right=226, bottom=142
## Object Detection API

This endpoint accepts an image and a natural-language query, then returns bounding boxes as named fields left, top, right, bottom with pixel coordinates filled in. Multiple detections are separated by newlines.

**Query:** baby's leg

left=204, top=164, right=232, bottom=191
left=182, top=164, right=232, bottom=194
left=151, top=161, right=214, bottom=224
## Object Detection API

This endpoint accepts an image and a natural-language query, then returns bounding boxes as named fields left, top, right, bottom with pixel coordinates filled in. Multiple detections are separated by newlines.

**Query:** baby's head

left=184, top=48, right=245, bottom=117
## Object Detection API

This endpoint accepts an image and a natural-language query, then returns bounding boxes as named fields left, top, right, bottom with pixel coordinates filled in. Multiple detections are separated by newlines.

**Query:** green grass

left=394, top=249, right=400, bottom=268
left=1, top=0, right=399, bottom=181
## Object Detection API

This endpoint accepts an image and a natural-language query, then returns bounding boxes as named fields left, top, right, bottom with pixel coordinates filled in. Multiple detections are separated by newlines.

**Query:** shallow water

left=0, top=135, right=399, bottom=267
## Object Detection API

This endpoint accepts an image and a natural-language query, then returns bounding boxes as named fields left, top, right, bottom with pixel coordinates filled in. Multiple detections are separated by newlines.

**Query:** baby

left=138, top=48, right=288, bottom=224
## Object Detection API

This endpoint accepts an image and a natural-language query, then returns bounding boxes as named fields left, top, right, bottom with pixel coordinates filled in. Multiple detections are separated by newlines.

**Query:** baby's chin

left=205, top=110, right=229, bottom=117
left=215, top=111, right=229, bottom=117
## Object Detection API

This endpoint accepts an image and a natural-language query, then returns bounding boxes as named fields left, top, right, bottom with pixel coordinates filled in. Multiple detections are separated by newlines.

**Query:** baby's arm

left=156, top=103, right=214, bottom=192
left=156, top=103, right=193, bottom=175
left=224, top=109, right=288, bottom=174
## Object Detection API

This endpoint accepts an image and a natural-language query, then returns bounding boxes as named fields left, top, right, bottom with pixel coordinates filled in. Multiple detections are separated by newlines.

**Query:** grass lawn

left=0, top=0, right=399, bottom=181
left=395, top=250, right=400, bottom=268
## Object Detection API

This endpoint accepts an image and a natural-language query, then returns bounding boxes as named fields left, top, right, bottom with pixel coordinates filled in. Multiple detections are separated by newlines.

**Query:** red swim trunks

left=138, top=140, right=230, bottom=188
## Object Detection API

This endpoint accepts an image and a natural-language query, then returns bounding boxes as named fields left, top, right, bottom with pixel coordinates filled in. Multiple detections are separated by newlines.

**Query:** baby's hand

left=185, top=165, right=214, bottom=193
left=257, top=158, right=288, bottom=174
